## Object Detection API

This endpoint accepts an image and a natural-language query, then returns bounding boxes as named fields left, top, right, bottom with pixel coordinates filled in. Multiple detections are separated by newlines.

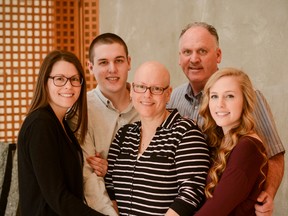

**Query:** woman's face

left=131, top=62, right=171, bottom=120
left=208, top=76, right=243, bottom=134
left=47, top=60, right=82, bottom=116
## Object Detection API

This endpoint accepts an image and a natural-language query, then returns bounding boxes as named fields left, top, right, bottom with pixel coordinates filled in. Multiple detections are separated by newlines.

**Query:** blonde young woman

left=195, top=68, right=268, bottom=215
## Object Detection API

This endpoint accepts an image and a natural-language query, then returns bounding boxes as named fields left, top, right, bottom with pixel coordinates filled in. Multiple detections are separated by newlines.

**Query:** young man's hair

left=88, top=33, right=129, bottom=63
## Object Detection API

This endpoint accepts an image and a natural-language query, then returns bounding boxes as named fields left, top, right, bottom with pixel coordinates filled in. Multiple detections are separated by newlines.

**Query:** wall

left=99, top=0, right=288, bottom=215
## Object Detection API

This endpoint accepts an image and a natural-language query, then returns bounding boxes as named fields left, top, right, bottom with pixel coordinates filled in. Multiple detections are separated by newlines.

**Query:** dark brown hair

left=28, top=50, right=88, bottom=144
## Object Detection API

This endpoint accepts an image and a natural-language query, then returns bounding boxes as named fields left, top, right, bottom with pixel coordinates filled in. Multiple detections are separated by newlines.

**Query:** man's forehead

left=93, top=45, right=126, bottom=60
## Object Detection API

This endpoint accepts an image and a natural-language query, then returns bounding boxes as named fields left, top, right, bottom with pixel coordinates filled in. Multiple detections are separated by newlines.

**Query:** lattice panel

left=0, top=0, right=99, bottom=142
left=0, top=0, right=54, bottom=142
left=81, top=0, right=99, bottom=90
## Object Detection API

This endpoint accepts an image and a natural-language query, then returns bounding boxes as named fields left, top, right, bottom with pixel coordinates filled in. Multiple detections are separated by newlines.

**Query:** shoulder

left=171, top=83, right=189, bottom=96
left=170, top=109, right=198, bottom=127
left=233, top=136, right=266, bottom=159
left=18, top=107, right=61, bottom=142
left=168, top=110, right=203, bottom=135
left=25, top=107, right=57, bottom=126
left=87, top=88, right=99, bottom=103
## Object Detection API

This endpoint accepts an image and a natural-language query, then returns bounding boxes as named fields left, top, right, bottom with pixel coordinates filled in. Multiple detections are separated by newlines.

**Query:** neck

left=139, top=110, right=170, bottom=154
left=101, top=87, right=131, bottom=112
left=141, top=110, right=170, bottom=131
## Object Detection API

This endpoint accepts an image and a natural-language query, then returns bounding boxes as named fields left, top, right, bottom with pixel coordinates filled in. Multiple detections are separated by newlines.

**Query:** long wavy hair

left=199, top=67, right=267, bottom=198
left=27, top=50, right=88, bottom=144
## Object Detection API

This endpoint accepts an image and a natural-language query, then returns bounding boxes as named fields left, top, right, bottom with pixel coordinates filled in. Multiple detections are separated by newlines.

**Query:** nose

left=217, top=97, right=225, bottom=108
left=144, top=87, right=153, bottom=97
left=108, top=62, right=116, bottom=73
left=64, top=79, right=73, bottom=88
left=189, top=52, right=200, bottom=64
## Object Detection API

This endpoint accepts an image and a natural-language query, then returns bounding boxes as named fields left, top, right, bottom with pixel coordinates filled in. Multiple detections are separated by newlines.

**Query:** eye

left=198, top=49, right=208, bottom=55
left=151, top=86, right=162, bottom=92
left=226, top=94, right=235, bottom=99
left=115, top=59, right=124, bottom=63
left=98, top=60, right=108, bottom=65
left=210, top=94, right=218, bottom=99
left=182, top=49, right=192, bottom=56
left=137, top=84, right=146, bottom=90
left=54, top=76, right=65, bottom=82
left=71, top=76, right=81, bottom=82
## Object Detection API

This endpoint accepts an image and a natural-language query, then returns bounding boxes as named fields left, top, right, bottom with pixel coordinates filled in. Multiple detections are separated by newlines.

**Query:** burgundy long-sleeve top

left=195, top=136, right=268, bottom=216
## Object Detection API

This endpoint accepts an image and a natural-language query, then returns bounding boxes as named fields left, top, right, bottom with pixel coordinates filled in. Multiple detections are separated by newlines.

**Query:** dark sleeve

left=27, top=118, right=104, bottom=216
left=170, top=123, right=210, bottom=216
left=195, top=137, right=265, bottom=215
left=105, top=126, right=124, bottom=200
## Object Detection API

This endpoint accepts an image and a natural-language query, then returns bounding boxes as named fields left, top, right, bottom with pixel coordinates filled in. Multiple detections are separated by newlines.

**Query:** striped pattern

left=105, top=109, right=210, bottom=216
left=167, top=83, right=285, bottom=158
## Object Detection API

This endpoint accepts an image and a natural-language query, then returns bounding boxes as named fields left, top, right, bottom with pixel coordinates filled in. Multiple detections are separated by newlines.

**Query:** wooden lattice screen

left=0, top=0, right=98, bottom=143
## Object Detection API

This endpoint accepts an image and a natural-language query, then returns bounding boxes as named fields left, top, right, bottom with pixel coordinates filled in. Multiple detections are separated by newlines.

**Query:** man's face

left=178, top=26, right=222, bottom=93
left=88, top=43, right=131, bottom=95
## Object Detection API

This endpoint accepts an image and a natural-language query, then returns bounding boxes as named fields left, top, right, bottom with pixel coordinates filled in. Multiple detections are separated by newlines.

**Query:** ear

left=178, top=51, right=181, bottom=66
left=166, top=86, right=173, bottom=103
left=87, top=61, right=94, bottom=74
left=130, top=82, right=134, bottom=98
left=127, top=56, right=132, bottom=71
left=216, top=48, right=222, bottom=64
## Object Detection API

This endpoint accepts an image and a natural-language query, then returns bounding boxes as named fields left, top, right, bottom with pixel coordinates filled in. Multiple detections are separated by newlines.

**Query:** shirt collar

left=184, top=83, right=203, bottom=102
left=95, top=83, right=132, bottom=110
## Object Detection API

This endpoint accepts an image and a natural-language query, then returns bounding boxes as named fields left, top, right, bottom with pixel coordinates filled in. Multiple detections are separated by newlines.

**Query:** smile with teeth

left=60, top=93, right=74, bottom=97
left=107, top=77, right=119, bottom=81
left=216, top=112, right=230, bottom=116
left=141, top=101, right=154, bottom=105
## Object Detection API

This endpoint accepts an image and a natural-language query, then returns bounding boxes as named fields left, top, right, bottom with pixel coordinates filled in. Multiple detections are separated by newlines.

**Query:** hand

left=86, top=152, right=108, bottom=177
left=255, top=191, right=274, bottom=216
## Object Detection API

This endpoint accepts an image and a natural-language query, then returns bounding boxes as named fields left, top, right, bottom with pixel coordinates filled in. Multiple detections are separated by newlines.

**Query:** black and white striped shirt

left=105, top=109, right=210, bottom=216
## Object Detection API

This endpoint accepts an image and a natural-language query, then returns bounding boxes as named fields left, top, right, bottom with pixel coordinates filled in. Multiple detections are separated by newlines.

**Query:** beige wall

left=99, top=0, right=288, bottom=215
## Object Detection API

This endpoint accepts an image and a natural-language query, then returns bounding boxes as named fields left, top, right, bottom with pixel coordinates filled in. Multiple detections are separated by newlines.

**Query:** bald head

left=133, top=61, right=170, bottom=86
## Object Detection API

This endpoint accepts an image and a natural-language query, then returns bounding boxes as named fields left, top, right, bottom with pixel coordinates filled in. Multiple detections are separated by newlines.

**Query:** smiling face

left=47, top=60, right=82, bottom=116
left=88, top=43, right=131, bottom=97
left=178, top=26, right=222, bottom=94
left=131, top=61, right=172, bottom=119
left=208, top=76, right=244, bottom=134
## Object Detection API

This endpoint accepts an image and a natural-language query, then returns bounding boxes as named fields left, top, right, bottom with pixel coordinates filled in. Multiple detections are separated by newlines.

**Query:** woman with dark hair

left=196, top=68, right=268, bottom=215
left=17, top=50, right=104, bottom=216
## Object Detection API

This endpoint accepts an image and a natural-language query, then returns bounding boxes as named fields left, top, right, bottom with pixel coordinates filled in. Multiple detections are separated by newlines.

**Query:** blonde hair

left=199, top=67, right=267, bottom=198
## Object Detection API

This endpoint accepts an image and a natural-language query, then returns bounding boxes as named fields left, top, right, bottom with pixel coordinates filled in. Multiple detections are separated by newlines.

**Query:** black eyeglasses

left=132, top=83, right=169, bottom=95
left=48, top=75, right=83, bottom=87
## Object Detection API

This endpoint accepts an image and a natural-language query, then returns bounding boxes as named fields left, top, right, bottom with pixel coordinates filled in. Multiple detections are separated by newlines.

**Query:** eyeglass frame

left=48, top=75, right=83, bottom=87
left=132, top=83, right=169, bottom=95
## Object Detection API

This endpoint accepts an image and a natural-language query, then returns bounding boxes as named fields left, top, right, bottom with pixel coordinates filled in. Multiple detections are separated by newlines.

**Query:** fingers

left=257, top=191, right=268, bottom=203
left=255, top=191, right=274, bottom=216
left=86, top=156, right=108, bottom=177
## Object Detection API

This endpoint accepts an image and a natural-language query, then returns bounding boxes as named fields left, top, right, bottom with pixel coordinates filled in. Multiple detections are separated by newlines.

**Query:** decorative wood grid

left=0, top=0, right=99, bottom=143
left=80, top=0, right=99, bottom=90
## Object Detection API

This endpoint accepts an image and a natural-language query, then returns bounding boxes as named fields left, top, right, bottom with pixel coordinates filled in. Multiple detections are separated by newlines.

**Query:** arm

left=105, top=128, right=123, bottom=201
left=265, top=153, right=284, bottom=198
left=82, top=125, right=116, bottom=215
left=86, top=153, right=108, bottom=177
left=28, top=119, right=103, bottom=215
left=168, top=123, right=210, bottom=215
left=253, top=91, right=285, bottom=215
left=195, top=138, right=266, bottom=216
left=255, top=153, right=284, bottom=216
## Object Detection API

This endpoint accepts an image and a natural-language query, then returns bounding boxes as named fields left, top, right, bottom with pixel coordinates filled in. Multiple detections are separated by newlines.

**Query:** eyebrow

left=97, top=55, right=126, bottom=61
left=210, top=90, right=236, bottom=94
